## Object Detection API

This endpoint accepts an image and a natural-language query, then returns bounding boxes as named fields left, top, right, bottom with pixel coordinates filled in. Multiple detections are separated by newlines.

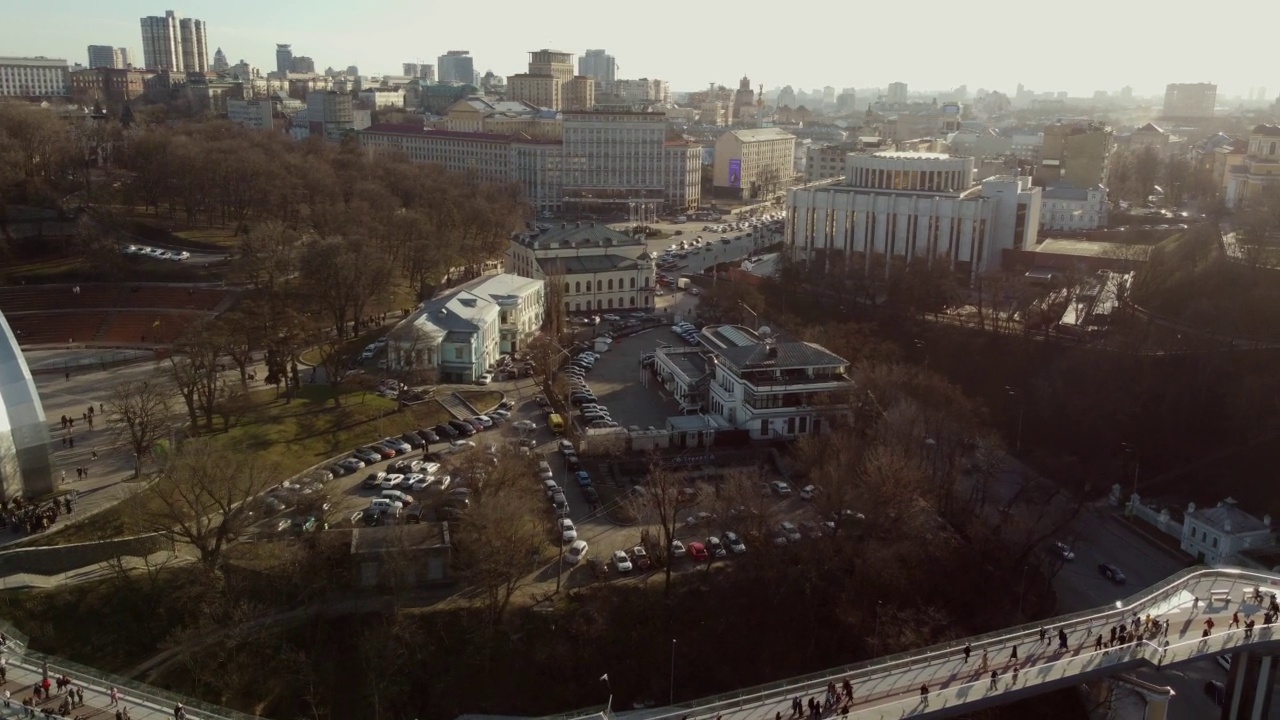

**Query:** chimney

left=766, top=345, right=779, bottom=359
left=576, top=221, right=582, bottom=228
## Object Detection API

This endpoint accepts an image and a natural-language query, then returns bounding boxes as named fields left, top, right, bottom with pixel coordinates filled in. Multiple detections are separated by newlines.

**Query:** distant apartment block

left=1162, top=83, right=1216, bottom=119
left=437, top=50, right=474, bottom=84
left=87, top=46, right=131, bottom=69
left=359, top=110, right=702, bottom=214
left=507, top=50, right=594, bottom=111
left=1040, top=183, right=1108, bottom=231
left=0, top=57, right=69, bottom=97
left=305, top=91, right=371, bottom=140
left=713, top=128, right=797, bottom=201
left=226, top=98, right=275, bottom=130
left=69, top=67, right=155, bottom=104
left=1035, top=122, right=1113, bottom=189
left=140, top=11, right=205, bottom=72
left=578, top=49, right=616, bottom=86
left=885, top=81, right=908, bottom=105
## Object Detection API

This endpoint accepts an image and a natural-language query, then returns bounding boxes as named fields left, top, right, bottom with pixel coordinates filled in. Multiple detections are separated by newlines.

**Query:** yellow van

left=548, top=413, right=565, bottom=434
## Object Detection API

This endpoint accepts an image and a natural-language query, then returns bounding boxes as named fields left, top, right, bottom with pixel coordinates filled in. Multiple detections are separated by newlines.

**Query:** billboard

left=728, top=158, right=742, bottom=188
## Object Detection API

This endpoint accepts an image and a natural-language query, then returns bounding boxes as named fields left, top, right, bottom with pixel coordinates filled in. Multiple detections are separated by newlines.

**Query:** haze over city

left=2, top=0, right=1277, bottom=96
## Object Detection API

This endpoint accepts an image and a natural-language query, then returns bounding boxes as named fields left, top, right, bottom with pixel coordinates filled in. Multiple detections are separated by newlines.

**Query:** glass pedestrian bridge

left=540, top=566, right=1280, bottom=720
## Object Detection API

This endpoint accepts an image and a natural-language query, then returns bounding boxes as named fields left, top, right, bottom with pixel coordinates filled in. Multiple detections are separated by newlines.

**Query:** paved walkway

left=638, top=567, right=1280, bottom=720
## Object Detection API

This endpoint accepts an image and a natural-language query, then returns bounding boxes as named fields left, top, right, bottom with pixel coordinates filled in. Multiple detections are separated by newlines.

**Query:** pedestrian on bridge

left=790, top=696, right=801, bottom=718
left=1058, top=628, right=1069, bottom=651
left=1009, top=644, right=1018, bottom=662
left=979, top=649, right=989, bottom=671
left=963, top=643, right=971, bottom=662
left=842, top=678, right=852, bottom=700
left=919, top=684, right=929, bottom=706
left=1095, top=635, right=1103, bottom=652
left=989, top=670, right=1000, bottom=691
left=1011, top=665, right=1020, bottom=686
left=1204, top=617, right=1215, bottom=635
left=1109, top=626, right=1118, bottom=646
left=1230, top=611, right=1240, bottom=629
left=1039, top=627, right=1047, bottom=644
left=1246, top=619, right=1256, bottom=640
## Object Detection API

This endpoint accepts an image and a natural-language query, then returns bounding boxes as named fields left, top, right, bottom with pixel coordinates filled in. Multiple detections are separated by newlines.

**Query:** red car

left=688, top=541, right=709, bottom=561
left=368, top=444, right=396, bottom=459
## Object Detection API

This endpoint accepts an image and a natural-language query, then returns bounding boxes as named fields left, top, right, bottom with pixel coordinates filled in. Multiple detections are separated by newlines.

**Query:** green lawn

left=29, top=385, right=451, bottom=546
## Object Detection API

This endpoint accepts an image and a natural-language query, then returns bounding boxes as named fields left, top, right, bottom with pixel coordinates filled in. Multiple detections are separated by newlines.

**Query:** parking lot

left=565, top=325, right=677, bottom=432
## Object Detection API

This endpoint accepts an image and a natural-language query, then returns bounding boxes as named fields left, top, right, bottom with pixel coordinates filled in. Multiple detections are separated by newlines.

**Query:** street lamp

left=669, top=639, right=677, bottom=704
left=1121, top=443, right=1140, bottom=499
left=1004, top=386, right=1024, bottom=454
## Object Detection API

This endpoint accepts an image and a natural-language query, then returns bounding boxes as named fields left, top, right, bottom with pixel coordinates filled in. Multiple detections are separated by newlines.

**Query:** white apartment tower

left=140, top=10, right=206, bottom=72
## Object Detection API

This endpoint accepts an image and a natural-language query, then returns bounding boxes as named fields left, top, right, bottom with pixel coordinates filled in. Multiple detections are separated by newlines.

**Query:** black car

left=400, top=432, right=426, bottom=449
left=1098, top=562, right=1127, bottom=584
left=534, top=395, right=550, bottom=409
left=571, top=393, right=597, bottom=405
left=582, top=486, right=600, bottom=504
left=566, top=454, right=582, bottom=471
left=326, top=463, right=349, bottom=477
left=448, top=419, right=476, bottom=437
left=417, top=428, right=440, bottom=444
left=435, top=423, right=459, bottom=439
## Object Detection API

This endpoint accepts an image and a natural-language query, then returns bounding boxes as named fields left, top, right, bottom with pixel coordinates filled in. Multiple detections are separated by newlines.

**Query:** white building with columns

left=507, top=221, right=656, bottom=315
left=786, top=151, right=1041, bottom=284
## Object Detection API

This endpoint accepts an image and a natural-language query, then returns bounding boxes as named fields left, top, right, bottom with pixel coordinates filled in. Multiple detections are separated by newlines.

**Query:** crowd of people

left=0, top=495, right=73, bottom=536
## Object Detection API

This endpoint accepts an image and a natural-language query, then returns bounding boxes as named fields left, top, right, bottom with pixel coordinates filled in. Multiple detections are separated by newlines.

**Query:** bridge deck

left=615, top=568, right=1280, bottom=720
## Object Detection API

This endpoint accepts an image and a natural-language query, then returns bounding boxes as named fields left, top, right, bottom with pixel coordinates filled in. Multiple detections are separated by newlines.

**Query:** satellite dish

left=758, top=326, right=773, bottom=337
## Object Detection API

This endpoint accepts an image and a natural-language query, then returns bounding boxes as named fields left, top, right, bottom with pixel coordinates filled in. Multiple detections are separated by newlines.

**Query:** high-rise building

left=140, top=11, right=182, bottom=71
left=777, top=85, right=796, bottom=108
left=437, top=50, right=474, bottom=84
left=275, top=44, right=293, bottom=75
left=419, top=64, right=435, bottom=82
left=178, top=17, right=207, bottom=72
left=402, top=63, right=420, bottom=78
left=508, top=50, right=592, bottom=111
left=1162, top=83, right=1217, bottom=119
left=140, top=11, right=205, bottom=72
left=1036, top=121, right=1114, bottom=189
left=212, top=47, right=228, bottom=71
left=0, top=57, right=70, bottom=96
left=578, top=49, right=616, bottom=85
left=291, top=56, right=315, bottom=74
left=836, top=90, right=857, bottom=113
left=87, top=45, right=131, bottom=69
left=822, top=86, right=836, bottom=107
left=886, top=81, right=908, bottom=105
left=734, top=76, right=755, bottom=111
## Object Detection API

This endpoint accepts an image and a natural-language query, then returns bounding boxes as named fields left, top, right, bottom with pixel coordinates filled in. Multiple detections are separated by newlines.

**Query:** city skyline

left=0, top=0, right=1275, bottom=98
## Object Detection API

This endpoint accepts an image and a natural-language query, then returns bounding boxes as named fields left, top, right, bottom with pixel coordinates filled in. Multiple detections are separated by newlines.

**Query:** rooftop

left=361, top=123, right=521, bottom=143
left=1190, top=500, right=1272, bottom=535
left=1034, top=238, right=1151, bottom=260
left=1252, top=124, right=1280, bottom=138
left=350, top=523, right=450, bottom=554
left=727, top=127, right=797, bottom=143
left=1042, top=183, right=1105, bottom=201
left=699, top=325, right=849, bottom=374
left=870, top=151, right=952, bottom=160
left=518, top=222, right=645, bottom=251
left=457, top=273, right=543, bottom=303
left=538, top=254, right=643, bottom=274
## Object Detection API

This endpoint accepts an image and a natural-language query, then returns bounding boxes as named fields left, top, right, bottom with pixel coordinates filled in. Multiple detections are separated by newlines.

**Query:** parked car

left=353, top=448, right=382, bottom=464
left=472, top=415, right=494, bottom=429
left=326, top=463, right=350, bottom=477
left=400, top=432, right=426, bottom=449
left=434, top=423, right=459, bottom=439
left=416, top=428, right=440, bottom=444
left=338, top=458, right=366, bottom=472
left=368, top=444, right=396, bottom=459
left=575, top=470, right=593, bottom=488
left=559, top=518, right=577, bottom=543
left=770, top=481, right=794, bottom=497
left=380, top=474, right=405, bottom=490
left=799, top=484, right=820, bottom=501
left=612, top=549, right=633, bottom=572
left=706, top=536, right=728, bottom=558
left=779, top=521, right=802, bottom=543
left=1052, top=541, right=1075, bottom=561
left=565, top=539, right=588, bottom=565
left=382, top=437, right=412, bottom=454
left=688, top=541, right=709, bottom=561
left=476, top=373, right=493, bottom=385
left=670, top=540, right=687, bottom=558
left=722, top=532, right=747, bottom=554
left=448, top=420, right=475, bottom=437
left=631, top=545, right=651, bottom=570
left=362, top=472, right=387, bottom=489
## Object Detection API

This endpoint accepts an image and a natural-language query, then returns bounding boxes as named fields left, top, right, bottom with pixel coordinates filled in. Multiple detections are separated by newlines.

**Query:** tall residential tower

left=140, top=10, right=206, bottom=72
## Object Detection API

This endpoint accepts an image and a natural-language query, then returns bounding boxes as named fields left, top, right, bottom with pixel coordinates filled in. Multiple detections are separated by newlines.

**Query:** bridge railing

left=558, top=567, right=1280, bottom=720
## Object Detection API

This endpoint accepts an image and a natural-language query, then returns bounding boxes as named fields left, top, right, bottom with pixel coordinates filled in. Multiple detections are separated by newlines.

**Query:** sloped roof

left=1252, top=124, right=1280, bottom=137
left=1136, top=122, right=1165, bottom=134
left=728, top=127, right=796, bottom=143
left=1190, top=500, right=1270, bottom=534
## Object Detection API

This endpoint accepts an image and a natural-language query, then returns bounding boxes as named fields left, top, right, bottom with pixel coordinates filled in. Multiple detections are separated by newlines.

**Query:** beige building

left=506, top=49, right=594, bottom=111
left=1124, top=122, right=1186, bottom=159
left=1225, top=124, right=1280, bottom=208
left=507, top=222, right=657, bottom=314
left=435, top=97, right=562, bottom=139
left=1162, top=83, right=1216, bottom=119
left=714, top=127, right=797, bottom=200
left=1036, top=122, right=1114, bottom=189
left=360, top=113, right=701, bottom=214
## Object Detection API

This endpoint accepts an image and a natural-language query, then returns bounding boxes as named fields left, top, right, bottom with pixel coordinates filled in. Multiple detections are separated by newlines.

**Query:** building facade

left=360, top=111, right=701, bottom=214
left=805, top=143, right=860, bottom=184
left=0, top=57, right=69, bottom=97
left=507, top=50, right=594, bottom=111
left=786, top=152, right=1042, bottom=284
left=69, top=67, right=155, bottom=104
left=1036, top=122, right=1113, bottom=189
left=1162, top=83, right=1217, bottom=119
left=305, top=91, right=370, bottom=141
left=507, top=222, right=656, bottom=314
left=1040, top=183, right=1108, bottom=231
left=226, top=98, right=275, bottom=130
left=713, top=128, right=797, bottom=200
left=653, top=325, right=852, bottom=439
left=579, top=49, right=616, bottom=86
left=87, top=46, right=131, bottom=70
left=0, top=310, right=54, bottom=501
left=1180, top=500, right=1274, bottom=566
left=140, top=11, right=204, bottom=72
left=437, top=50, right=474, bottom=84
left=1225, top=124, right=1280, bottom=208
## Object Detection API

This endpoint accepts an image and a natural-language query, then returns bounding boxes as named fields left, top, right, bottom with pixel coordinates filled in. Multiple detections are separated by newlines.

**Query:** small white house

left=1180, top=498, right=1274, bottom=566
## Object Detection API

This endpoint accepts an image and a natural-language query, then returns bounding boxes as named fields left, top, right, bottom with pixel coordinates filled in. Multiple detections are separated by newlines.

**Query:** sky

left=2, top=0, right=1273, bottom=99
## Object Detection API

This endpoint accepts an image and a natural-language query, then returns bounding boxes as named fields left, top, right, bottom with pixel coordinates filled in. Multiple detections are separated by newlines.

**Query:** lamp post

left=1004, top=386, right=1024, bottom=454
left=669, top=639, right=677, bottom=704
left=1121, top=442, right=1140, bottom=499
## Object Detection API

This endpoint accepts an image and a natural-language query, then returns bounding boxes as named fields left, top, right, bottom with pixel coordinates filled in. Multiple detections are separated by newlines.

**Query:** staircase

left=436, top=391, right=478, bottom=420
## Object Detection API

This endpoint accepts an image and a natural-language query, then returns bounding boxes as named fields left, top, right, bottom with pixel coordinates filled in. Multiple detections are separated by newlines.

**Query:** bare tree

left=452, top=488, right=546, bottom=625
left=130, top=437, right=279, bottom=568
left=106, top=377, right=174, bottom=476
left=629, top=459, right=694, bottom=597
left=312, top=335, right=358, bottom=407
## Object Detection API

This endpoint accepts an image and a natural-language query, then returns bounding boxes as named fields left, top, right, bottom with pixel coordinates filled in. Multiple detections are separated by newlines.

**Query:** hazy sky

left=2, top=0, right=1271, bottom=98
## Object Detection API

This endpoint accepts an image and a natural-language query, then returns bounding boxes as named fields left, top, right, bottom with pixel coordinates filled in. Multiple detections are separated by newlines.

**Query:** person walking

left=1010, top=644, right=1018, bottom=662
left=989, top=670, right=1000, bottom=691
left=963, top=643, right=972, bottom=662
left=1205, top=617, right=1215, bottom=635
left=1011, top=665, right=1020, bottom=686
left=1039, top=626, right=1047, bottom=644
left=1058, top=628, right=1069, bottom=651
left=1094, top=635, right=1104, bottom=652
left=919, top=684, right=929, bottom=706
left=1230, top=611, right=1240, bottom=630
left=109, top=687, right=119, bottom=706
left=979, top=649, right=990, bottom=671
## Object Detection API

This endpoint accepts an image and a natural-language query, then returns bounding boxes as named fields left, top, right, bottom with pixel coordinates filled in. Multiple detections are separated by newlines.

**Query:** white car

left=612, top=549, right=633, bottom=572
left=405, top=473, right=429, bottom=490
left=558, top=439, right=575, bottom=454
left=380, top=474, right=405, bottom=489
left=537, top=461, right=554, bottom=480
left=170, top=251, right=191, bottom=261
left=799, top=485, right=820, bottom=501
left=779, top=521, right=802, bottom=543
left=565, top=539, right=588, bottom=565
left=121, top=244, right=139, bottom=254
left=602, top=314, right=621, bottom=322
left=472, top=415, right=493, bottom=428
left=476, top=373, right=494, bottom=385
left=559, top=518, right=577, bottom=543
left=671, top=540, right=687, bottom=558
left=338, top=458, right=366, bottom=471
left=489, top=409, right=511, bottom=420
left=360, top=345, right=378, bottom=360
